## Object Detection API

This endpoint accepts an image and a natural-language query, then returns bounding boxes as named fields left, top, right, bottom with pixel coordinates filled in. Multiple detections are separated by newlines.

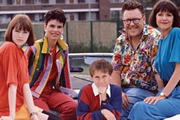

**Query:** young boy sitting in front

left=77, top=59, right=122, bottom=120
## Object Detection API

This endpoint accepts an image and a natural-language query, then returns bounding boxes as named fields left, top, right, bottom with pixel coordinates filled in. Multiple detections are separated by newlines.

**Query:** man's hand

left=122, top=92, right=130, bottom=109
left=101, top=109, right=116, bottom=120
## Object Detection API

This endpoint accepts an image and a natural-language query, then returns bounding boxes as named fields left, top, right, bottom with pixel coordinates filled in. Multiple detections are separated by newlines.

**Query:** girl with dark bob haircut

left=0, top=14, right=61, bottom=120
left=4, top=14, right=35, bottom=46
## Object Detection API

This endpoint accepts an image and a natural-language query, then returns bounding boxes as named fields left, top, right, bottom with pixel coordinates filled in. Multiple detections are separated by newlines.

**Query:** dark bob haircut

left=4, top=14, right=35, bottom=46
left=149, top=0, right=180, bottom=28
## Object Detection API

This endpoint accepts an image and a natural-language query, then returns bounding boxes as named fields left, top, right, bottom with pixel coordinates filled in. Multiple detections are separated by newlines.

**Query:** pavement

left=71, top=74, right=92, bottom=92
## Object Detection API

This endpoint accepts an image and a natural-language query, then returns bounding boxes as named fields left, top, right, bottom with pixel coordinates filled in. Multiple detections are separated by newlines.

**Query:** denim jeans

left=121, top=87, right=155, bottom=120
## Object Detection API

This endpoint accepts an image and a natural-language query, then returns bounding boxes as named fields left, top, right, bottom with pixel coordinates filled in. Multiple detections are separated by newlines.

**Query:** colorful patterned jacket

left=25, top=37, right=71, bottom=98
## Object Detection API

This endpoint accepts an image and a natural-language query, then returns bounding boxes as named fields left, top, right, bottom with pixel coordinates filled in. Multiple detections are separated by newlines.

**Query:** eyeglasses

left=123, top=15, right=144, bottom=25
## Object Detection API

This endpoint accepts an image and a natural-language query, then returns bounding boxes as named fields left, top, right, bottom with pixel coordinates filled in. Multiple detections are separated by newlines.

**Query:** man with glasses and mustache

left=111, top=0, right=161, bottom=120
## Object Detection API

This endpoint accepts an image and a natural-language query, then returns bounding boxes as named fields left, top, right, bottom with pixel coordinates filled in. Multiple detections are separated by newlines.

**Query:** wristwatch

left=160, top=92, right=167, bottom=98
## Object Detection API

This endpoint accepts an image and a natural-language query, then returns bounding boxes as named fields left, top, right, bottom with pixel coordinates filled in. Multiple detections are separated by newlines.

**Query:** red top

left=48, top=46, right=58, bottom=82
left=0, top=42, right=29, bottom=116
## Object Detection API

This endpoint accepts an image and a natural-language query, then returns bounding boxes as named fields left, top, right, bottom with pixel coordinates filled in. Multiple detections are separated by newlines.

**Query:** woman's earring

left=61, top=32, right=64, bottom=40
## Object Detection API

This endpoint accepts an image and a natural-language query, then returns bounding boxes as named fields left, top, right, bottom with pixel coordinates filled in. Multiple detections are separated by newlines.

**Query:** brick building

left=0, top=0, right=128, bottom=40
left=0, top=0, right=125, bottom=24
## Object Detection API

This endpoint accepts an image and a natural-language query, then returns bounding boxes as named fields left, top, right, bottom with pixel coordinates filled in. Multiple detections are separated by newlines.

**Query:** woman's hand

left=0, top=116, right=14, bottom=120
left=144, top=96, right=166, bottom=105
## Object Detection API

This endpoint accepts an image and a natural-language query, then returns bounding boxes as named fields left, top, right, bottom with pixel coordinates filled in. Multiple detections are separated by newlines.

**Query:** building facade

left=0, top=0, right=128, bottom=41
left=0, top=0, right=125, bottom=24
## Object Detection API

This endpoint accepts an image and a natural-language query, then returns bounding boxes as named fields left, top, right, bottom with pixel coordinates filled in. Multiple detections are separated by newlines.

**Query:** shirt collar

left=41, top=36, right=68, bottom=54
left=91, top=83, right=111, bottom=97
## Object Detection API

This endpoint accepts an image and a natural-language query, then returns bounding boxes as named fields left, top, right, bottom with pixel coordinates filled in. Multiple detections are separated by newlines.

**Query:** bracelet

left=30, top=112, right=37, bottom=117
left=160, top=92, right=168, bottom=98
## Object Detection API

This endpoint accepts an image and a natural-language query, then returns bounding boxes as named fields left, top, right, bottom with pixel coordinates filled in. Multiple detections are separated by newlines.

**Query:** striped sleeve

left=59, top=50, right=72, bottom=89
left=77, top=86, right=104, bottom=120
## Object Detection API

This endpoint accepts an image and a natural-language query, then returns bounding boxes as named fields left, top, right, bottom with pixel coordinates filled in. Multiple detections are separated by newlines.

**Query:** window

left=0, top=15, right=12, bottom=24
left=7, top=0, right=14, bottom=4
left=87, top=0, right=96, bottom=3
left=110, top=0, right=124, bottom=3
left=70, top=14, right=75, bottom=21
left=89, top=12, right=97, bottom=21
left=24, top=0, right=34, bottom=4
left=79, top=13, right=86, bottom=21
left=78, top=0, right=85, bottom=3
left=57, top=0, right=65, bottom=3
left=111, top=10, right=121, bottom=20
left=34, top=13, right=44, bottom=22
left=69, top=0, right=73, bottom=3
left=41, top=0, right=48, bottom=4
left=26, top=14, right=34, bottom=21
left=0, top=31, right=5, bottom=42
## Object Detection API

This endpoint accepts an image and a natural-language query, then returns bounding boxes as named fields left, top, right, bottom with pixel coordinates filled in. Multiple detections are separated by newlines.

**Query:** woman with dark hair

left=25, top=8, right=77, bottom=120
left=128, top=0, right=180, bottom=119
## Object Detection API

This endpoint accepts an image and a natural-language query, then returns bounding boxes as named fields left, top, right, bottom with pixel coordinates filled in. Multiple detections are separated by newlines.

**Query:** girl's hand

left=0, top=116, right=13, bottom=120
left=144, top=96, right=166, bottom=105
left=31, top=113, right=40, bottom=120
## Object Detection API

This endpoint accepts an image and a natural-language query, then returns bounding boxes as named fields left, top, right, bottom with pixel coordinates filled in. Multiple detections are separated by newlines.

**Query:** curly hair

left=44, top=8, right=66, bottom=26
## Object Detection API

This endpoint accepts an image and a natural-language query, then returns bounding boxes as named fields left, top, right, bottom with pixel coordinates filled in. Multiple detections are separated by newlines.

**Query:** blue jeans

left=121, top=87, right=155, bottom=120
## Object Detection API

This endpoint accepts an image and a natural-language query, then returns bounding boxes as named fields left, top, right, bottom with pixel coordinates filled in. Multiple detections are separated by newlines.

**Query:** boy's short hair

left=44, top=8, right=66, bottom=26
left=89, top=59, right=113, bottom=77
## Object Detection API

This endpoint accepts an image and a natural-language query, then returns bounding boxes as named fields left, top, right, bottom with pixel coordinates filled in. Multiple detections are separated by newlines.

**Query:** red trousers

left=33, top=83, right=77, bottom=120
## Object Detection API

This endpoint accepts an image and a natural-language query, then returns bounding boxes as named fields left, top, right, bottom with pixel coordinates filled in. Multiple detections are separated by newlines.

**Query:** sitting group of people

left=111, top=0, right=180, bottom=120
left=0, top=0, right=180, bottom=120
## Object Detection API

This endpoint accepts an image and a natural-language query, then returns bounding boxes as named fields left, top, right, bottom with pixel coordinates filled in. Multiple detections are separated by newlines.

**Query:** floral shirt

left=112, top=25, right=160, bottom=92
